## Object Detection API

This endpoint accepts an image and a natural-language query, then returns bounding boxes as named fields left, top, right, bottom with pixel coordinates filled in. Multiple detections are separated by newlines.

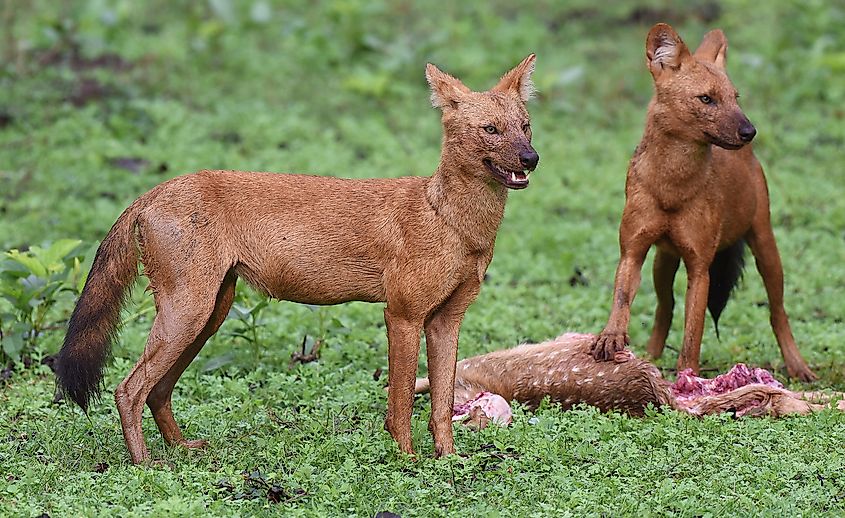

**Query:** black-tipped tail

left=55, top=207, right=140, bottom=411
left=707, top=240, right=746, bottom=339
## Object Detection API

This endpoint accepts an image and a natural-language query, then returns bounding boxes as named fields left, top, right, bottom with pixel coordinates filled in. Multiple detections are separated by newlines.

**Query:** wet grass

left=1, top=0, right=844, bottom=515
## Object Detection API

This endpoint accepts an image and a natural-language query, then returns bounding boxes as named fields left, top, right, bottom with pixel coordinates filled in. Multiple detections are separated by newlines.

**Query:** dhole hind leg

left=384, top=307, right=423, bottom=455
left=424, top=280, right=480, bottom=457
left=146, top=271, right=237, bottom=450
left=746, top=220, right=817, bottom=381
left=114, top=274, right=227, bottom=464
left=646, top=250, right=680, bottom=359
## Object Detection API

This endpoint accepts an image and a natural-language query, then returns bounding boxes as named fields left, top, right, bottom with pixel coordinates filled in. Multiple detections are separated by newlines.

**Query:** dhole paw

left=591, top=332, right=629, bottom=361
left=789, top=366, right=818, bottom=383
left=434, top=443, right=456, bottom=458
left=645, top=341, right=666, bottom=359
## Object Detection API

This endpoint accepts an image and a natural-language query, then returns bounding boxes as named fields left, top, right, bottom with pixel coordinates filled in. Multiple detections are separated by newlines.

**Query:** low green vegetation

left=1, top=0, right=844, bottom=515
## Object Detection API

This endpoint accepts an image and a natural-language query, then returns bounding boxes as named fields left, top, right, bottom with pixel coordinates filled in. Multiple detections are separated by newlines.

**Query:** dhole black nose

left=738, top=122, right=756, bottom=142
left=519, top=150, right=539, bottom=170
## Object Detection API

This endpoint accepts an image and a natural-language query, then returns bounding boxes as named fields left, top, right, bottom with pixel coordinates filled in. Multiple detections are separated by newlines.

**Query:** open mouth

left=483, top=159, right=531, bottom=190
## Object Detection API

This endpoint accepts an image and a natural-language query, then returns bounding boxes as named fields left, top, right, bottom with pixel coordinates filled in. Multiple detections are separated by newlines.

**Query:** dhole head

left=645, top=23, right=756, bottom=150
left=425, top=54, right=539, bottom=190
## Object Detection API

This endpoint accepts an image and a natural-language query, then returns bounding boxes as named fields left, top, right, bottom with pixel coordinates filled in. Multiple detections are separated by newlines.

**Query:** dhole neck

left=639, top=119, right=712, bottom=184
left=427, top=160, right=508, bottom=252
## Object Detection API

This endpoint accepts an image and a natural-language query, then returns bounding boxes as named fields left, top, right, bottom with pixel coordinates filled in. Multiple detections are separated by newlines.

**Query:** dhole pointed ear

left=694, top=29, right=728, bottom=69
left=646, top=23, right=691, bottom=78
left=493, top=53, right=536, bottom=102
left=425, top=63, right=471, bottom=110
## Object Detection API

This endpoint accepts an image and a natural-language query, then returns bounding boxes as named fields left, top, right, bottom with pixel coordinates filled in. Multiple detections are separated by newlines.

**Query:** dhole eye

left=698, top=95, right=714, bottom=105
left=522, top=123, right=530, bottom=133
left=483, top=125, right=498, bottom=134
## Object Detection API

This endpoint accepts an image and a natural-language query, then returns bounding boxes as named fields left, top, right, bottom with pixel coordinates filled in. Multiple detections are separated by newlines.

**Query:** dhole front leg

left=646, top=250, right=680, bottom=359
left=677, top=264, right=710, bottom=374
left=424, top=280, right=480, bottom=457
left=383, top=307, right=423, bottom=455
left=594, top=240, right=652, bottom=360
left=746, top=224, right=817, bottom=381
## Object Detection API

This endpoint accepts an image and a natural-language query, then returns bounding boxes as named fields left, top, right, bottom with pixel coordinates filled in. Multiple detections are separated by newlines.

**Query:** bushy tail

left=55, top=202, right=142, bottom=411
left=707, top=239, right=746, bottom=339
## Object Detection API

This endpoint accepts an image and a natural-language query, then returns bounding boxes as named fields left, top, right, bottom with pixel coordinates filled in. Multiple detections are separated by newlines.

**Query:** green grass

left=2, top=0, right=845, bottom=515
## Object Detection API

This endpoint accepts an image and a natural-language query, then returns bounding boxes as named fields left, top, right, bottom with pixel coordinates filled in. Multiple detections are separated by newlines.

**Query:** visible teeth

left=511, top=172, right=518, bottom=183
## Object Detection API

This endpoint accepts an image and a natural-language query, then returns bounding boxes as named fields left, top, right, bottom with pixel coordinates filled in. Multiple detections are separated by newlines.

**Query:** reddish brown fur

left=591, top=24, right=816, bottom=381
left=55, top=55, right=540, bottom=464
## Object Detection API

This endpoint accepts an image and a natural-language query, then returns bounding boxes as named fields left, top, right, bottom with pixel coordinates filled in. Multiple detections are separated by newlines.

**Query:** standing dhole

left=591, top=24, right=815, bottom=381
left=56, top=55, right=540, bottom=463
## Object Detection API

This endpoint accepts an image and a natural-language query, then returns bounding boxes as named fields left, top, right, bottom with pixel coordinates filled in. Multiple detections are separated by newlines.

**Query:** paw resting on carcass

left=591, top=331, right=630, bottom=361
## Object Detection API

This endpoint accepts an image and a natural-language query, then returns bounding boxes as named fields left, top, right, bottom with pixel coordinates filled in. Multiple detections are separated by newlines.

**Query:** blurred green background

left=1, top=0, right=844, bottom=515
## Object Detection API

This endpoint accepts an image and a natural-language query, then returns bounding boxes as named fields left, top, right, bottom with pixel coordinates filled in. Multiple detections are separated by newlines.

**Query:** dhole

left=591, top=24, right=816, bottom=381
left=55, top=55, right=540, bottom=463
